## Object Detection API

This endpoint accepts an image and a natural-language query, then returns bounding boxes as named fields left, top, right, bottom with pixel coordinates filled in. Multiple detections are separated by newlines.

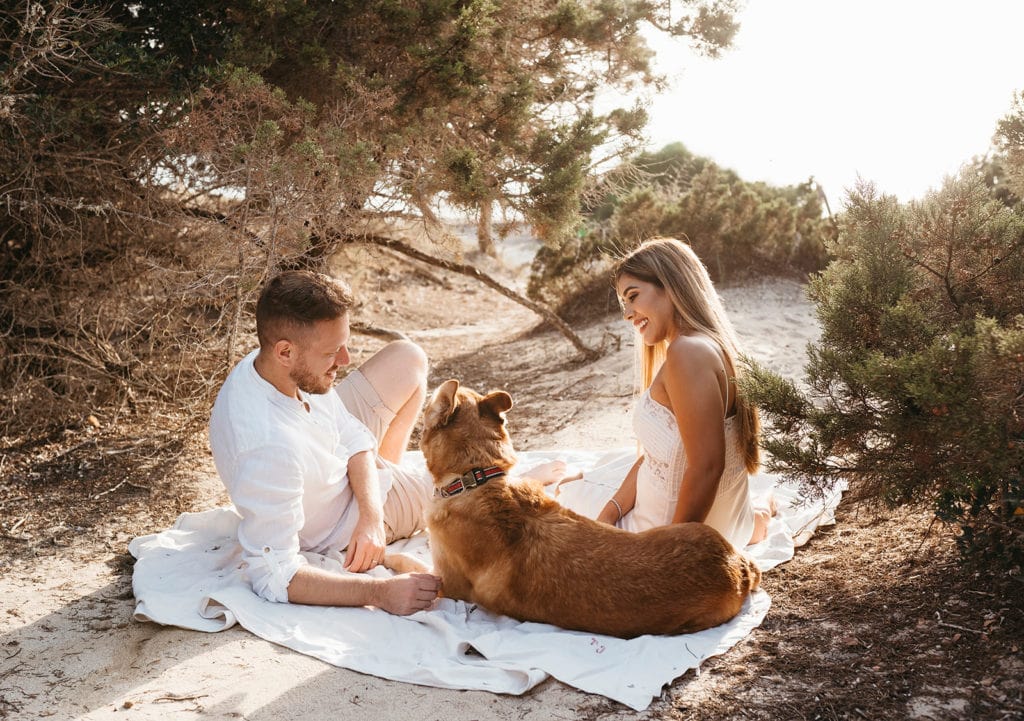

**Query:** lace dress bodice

left=625, top=389, right=754, bottom=548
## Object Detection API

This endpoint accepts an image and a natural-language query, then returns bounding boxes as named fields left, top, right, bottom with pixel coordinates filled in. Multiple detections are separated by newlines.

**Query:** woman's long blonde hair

left=614, top=237, right=761, bottom=473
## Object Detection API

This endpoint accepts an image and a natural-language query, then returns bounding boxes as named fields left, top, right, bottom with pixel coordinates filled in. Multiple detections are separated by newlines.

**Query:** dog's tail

left=740, top=554, right=762, bottom=594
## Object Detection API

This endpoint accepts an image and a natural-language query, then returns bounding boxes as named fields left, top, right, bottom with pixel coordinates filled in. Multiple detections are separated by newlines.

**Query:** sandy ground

left=0, top=241, right=823, bottom=721
left=6, top=241, right=1018, bottom=721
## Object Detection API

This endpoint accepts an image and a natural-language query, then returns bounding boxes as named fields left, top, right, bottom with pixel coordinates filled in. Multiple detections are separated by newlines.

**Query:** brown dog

left=420, top=379, right=762, bottom=639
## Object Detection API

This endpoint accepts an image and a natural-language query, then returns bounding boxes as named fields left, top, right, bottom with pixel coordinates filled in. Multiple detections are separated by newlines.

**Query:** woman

left=559, top=237, right=772, bottom=547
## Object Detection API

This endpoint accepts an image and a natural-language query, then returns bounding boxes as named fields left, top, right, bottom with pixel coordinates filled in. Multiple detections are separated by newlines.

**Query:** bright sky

left=637, top=0, right=1024, bottom=210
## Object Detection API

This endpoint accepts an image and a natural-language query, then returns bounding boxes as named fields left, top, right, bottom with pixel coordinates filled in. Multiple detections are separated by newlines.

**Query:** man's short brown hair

left=255, top=270, right=355, bottom=349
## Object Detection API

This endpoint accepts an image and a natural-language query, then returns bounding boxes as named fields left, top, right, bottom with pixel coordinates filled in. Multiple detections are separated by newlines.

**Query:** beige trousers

left=335, top=369, right=431, bottom=542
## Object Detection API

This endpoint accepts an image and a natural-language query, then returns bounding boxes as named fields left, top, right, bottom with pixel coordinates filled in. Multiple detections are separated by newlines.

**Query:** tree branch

left=338, top=232, right=600, bottom=360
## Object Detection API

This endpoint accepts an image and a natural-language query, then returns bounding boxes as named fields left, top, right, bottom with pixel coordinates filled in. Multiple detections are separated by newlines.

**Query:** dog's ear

left=425, top=379, right=460, bottom=428
left=480, top=390, right=513, bottom=421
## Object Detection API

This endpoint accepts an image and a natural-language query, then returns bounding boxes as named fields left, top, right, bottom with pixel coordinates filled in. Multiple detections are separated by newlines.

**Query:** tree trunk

left=477, top=199, right=497, bottom=257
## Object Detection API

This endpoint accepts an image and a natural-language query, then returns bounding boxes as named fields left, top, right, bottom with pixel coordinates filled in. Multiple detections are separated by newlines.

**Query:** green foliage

left=0, top=0, right=740, bottom=435
left=744, top=177, right=1024, bottom=565
left=967, top=91, right=1024, bottom=212
left=1, top=0, right=740, bottom=272
left=970, top=153, right=1022, bottom=210
left=994, top=90, right=1024, bottom=202
left=174, top=0, right=740, bottom=247
left=531, top=141, right=834, bottom=306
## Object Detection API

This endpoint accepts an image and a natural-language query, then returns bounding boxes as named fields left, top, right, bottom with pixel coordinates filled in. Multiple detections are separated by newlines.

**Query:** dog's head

left=420, top=379, right=517, bottom=482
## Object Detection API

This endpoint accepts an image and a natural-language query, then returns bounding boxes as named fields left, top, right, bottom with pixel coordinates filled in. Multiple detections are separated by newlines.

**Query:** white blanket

left=129, top=449, right=843, bottom=711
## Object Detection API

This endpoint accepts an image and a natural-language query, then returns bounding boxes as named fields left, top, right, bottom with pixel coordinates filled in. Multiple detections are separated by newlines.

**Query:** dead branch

left=153, top=694, right=209, bottom=703
left=936, top=620, right=985, bottom=635
left=93, top=479, right=128, bottom=499
left=378, top=247, right=453, bottom=289
left=93, top=478, right=149, bottom=499
left=350, top=321, right=408, bottom=341
left=340, top=233, right=600, bottom=360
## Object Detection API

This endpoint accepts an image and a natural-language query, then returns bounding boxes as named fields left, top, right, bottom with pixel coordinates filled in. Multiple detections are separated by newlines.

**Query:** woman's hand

left=597, top=498, right=623, bottom=525
left=598, top=456, right=643, bottom=525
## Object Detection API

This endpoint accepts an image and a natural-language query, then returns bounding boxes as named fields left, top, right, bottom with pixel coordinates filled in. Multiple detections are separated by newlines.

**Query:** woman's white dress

left=558, top=389, right=755, bottom=549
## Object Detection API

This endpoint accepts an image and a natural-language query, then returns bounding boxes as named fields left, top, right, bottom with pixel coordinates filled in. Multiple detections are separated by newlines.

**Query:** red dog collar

left=435, top=466, right=506, bottom=498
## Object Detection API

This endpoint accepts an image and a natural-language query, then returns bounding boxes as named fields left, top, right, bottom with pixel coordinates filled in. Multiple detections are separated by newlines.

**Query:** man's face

left=289, top=314, right=351, bottom=395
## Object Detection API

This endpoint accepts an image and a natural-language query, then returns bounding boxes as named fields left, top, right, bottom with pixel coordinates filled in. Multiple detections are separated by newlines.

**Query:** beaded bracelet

left=609, top=498, right=623, bottom=523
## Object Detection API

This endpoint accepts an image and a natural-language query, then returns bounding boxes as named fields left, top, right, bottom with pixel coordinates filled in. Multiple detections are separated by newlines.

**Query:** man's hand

left=373, top=573, right=442, bottom=615
left=343, top=514, right=387, bottom=572
left=344, top=449, right=387, bottom=572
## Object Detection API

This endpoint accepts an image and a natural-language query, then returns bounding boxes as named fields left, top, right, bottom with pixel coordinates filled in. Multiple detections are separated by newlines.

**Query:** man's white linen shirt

left=209, top=350, right=386, bottom=603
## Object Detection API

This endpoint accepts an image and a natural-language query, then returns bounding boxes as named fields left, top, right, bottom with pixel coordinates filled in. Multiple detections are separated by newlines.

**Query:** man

left=209, top=270, right=441, bottom=615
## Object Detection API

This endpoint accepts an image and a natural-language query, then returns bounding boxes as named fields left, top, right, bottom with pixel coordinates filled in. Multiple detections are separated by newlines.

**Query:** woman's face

left=616, top=273, right=678, bottom=345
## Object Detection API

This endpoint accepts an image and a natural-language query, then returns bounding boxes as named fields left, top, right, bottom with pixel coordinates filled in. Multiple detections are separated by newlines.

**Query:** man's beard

left=290, top=363, right=337, bottom=395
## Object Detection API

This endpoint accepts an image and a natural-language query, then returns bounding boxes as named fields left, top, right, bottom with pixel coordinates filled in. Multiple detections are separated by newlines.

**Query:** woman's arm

left=596, top=456, right=643, bottom=525
left=658, top=336, right=728, bottom=524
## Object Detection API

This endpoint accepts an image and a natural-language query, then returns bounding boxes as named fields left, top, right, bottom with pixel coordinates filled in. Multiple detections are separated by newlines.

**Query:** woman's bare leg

left=518, top=460, right=583, bottom=486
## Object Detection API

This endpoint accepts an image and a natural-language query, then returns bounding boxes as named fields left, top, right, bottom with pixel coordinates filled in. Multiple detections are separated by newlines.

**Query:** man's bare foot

left=383, top=552, right=431, bottom=575
left=518, top=460, right=583, bottom=486
left=373, top=573, right=442, bottom=615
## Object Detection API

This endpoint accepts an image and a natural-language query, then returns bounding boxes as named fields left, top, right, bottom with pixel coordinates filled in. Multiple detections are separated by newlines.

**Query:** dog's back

left=432, top=479, right=760, bottom=637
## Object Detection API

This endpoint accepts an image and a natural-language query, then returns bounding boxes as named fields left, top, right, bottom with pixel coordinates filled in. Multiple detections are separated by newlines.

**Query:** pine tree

left=0, top=0, right=741, bottom=434
left=744, top=176, right=1024, bottom=564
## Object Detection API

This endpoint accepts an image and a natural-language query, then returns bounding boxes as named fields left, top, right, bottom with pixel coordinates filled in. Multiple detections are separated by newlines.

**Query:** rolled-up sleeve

left=336, top=404, right=376, bottom=457
left=230, top=446, right=308, bottom=603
